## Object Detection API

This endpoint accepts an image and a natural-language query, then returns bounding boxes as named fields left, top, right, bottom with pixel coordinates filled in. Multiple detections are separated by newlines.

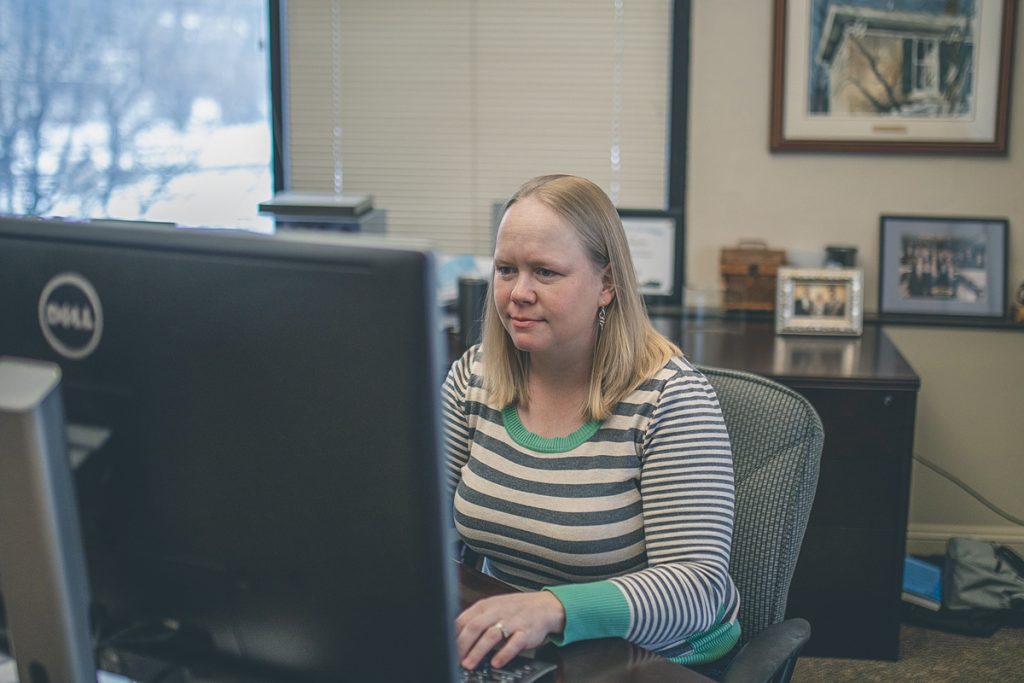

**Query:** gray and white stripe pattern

left=442, top=347, right=739, bottom=653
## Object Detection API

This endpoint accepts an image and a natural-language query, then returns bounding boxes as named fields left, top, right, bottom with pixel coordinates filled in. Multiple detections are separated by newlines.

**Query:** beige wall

left=688, top=1, right=1024, bottom=552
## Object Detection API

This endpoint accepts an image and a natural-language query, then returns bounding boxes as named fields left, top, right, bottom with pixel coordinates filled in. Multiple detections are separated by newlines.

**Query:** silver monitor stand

left=0, top=357, right=97, bottom=683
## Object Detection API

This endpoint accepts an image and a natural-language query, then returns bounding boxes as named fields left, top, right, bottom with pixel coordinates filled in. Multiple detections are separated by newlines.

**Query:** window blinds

left=283, top=0, right=671, bottom=255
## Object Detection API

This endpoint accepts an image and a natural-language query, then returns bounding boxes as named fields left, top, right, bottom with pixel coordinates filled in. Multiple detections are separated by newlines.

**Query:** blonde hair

left=481, top=174, right=681, bottom=420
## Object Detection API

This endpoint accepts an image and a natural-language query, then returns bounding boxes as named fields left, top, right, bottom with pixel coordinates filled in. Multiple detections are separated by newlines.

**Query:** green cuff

left=668, top=619, right=741, bottom=666
left=543, top=581, right=630, bottom=646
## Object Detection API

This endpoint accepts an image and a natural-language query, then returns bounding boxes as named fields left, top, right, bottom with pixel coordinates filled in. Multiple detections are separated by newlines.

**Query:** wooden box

left=719, top=241, right=786, bottom=311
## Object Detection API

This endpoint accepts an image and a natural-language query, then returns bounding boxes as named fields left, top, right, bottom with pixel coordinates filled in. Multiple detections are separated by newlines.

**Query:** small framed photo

left=879, top=215, right=1008, bottom=322
left=776, top=267, right=864, bottom=336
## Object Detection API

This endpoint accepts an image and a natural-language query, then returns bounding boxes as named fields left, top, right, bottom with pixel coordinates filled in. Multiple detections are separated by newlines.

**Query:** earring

left=598, top=306, right=607, bottom=330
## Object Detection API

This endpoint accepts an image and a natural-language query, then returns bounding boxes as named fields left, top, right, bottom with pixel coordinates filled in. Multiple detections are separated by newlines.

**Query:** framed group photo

left=776, top=267, right=864, bottom=336
left=770, top=0, right=1017, bottom=153
left=878, top=214, right=1008, bottom=321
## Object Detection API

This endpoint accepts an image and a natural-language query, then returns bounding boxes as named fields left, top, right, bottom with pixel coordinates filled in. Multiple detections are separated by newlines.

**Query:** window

left=280, top=0, right=685, bottom=256
left=0, top=0, right=273, bottom=230
left=911, top=37, right=940, bottom=96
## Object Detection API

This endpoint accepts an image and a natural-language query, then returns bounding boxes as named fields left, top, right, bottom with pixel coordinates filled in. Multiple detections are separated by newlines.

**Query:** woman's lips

left=509, top=316, right=541, bottom=329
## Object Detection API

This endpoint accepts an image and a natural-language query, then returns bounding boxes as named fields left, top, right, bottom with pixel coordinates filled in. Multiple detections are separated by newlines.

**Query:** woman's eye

left=495, top=265, right=514, bottom=276
left=536, top=268, right=557, bottom=278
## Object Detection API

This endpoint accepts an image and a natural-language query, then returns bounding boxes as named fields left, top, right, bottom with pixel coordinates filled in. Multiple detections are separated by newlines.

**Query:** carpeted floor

left=791, top=624, right=1024, bottom=682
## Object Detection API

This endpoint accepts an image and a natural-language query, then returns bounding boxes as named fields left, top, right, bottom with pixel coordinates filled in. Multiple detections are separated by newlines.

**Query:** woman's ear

left=599, top=266, right=615, bottom=307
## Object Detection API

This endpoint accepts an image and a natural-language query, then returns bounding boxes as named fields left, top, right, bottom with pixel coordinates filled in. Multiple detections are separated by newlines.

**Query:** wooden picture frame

left=878, top=214, right=1009, bottom=321
left=770, top=0, right=1017, bottom=154
left=776, top=267, right=864, bottom=336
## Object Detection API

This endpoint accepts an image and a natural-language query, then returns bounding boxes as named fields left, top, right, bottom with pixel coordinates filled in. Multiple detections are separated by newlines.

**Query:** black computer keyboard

left=458, top=655, right=556, bottom=682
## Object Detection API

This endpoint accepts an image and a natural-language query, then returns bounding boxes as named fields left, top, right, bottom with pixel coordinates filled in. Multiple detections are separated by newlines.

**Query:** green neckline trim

left=502, top=405, right=601, bottom=453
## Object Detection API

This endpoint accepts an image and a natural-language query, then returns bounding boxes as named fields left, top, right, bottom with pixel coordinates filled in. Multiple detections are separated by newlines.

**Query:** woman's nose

left=510, top=276, right=535, bottom=303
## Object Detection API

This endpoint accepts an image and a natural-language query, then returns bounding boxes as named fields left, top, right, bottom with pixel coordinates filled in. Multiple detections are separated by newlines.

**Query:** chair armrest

left=721, top=619, right=810, bottom=683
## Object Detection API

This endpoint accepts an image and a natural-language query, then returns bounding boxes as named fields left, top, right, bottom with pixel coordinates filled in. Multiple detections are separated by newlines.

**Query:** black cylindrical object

left=825, top=245, right=857, bottom=268
left=457, top=276, right=488, bottom=349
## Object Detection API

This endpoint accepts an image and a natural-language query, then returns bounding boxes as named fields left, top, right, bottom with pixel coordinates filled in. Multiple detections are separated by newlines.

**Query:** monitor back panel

left=0, top=217, right=455, bottom=682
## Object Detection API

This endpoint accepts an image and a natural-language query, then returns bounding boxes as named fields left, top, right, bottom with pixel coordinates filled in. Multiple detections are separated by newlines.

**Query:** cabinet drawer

left=798, top=387, right=916, bottom=461
left=808, top=453, right=910, bottom=529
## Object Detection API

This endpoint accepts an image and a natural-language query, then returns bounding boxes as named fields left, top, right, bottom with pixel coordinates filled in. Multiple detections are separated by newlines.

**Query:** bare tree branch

left=1, top=0, right=267, bottom=219
left=847, top=33, right=903, bottom=112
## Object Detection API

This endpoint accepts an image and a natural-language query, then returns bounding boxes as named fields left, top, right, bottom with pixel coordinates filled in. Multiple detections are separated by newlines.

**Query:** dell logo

left=38, top=273, right=104, bottom=360
left=46, top=301, right=96, bottom=331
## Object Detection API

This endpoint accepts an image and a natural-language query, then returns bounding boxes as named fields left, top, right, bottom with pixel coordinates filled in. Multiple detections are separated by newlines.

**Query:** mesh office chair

left=697, top=366, right=824, bottom=683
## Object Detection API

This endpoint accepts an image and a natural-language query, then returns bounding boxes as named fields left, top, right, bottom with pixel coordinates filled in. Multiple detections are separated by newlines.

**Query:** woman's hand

left=455, top=591, right=566, bottom=670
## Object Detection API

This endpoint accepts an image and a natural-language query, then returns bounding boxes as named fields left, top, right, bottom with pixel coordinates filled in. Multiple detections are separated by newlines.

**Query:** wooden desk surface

left=651, top=319, right=919, bottom=391
left=450, top=317, right=919, bottom=392
left=459, top=564, right=715, bottom=683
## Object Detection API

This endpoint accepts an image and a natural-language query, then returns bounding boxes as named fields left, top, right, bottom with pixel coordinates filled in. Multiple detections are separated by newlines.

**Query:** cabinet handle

left=882, top=394, right=894, bottom=407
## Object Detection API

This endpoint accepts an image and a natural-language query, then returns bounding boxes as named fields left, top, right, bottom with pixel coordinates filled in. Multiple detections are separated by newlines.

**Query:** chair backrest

left=698, top=366, right=823, bottom=644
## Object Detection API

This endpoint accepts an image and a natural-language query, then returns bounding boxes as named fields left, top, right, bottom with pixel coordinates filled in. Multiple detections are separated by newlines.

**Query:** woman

left=443, top=175, right=739, bottom=672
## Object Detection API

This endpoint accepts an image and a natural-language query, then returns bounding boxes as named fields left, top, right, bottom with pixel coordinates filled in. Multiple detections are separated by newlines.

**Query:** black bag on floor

left=945, top=538, right=1024, bottom=612
left=903, top=540, right=1024, bottom=637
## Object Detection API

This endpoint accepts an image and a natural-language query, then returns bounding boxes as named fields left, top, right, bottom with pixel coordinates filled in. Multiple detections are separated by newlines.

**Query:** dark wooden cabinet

left=654, top=319, right=920, bottom=660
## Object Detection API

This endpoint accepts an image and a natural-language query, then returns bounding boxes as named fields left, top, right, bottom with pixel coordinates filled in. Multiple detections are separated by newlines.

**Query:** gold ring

left=493, top=622, right=510, bottom=639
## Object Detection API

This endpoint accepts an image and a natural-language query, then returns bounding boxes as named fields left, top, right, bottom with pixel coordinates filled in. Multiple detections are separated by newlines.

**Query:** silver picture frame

left=776, top=267, right=864, bottom=336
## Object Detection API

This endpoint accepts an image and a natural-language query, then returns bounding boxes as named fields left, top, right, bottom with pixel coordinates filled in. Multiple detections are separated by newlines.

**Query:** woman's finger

left=454, top=606, right=494, bottom=659
left=488, top=630, right=529, bottom=669
left=459, top=621, right=505, bottom=670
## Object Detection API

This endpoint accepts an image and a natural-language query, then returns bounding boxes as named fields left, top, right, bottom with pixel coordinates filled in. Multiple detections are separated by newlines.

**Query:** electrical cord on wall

left=914, top=452, right=1024, bottom=528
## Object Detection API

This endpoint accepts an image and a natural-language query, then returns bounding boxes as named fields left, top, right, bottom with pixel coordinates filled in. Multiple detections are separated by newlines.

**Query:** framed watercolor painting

left=771, top=0, right=1017, bottom=154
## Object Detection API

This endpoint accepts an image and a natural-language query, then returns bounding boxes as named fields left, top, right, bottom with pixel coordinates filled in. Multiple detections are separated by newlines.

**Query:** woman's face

left=492, top=196, right=613, bottom=362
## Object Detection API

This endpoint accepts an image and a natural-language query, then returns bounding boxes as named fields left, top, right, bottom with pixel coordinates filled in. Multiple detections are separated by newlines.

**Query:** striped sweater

left=442, top=347, right=741, bottom=664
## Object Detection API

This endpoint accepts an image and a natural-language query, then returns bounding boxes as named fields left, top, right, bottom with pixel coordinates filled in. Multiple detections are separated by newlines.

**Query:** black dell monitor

left=0, top=215, right=456, bottom=682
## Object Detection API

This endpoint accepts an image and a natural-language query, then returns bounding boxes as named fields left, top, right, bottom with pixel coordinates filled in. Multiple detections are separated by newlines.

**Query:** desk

left=653, top=319, right=920, bottom=660
left=0, top=566, right=713, bottom=683
left=460, top=564, right=715, bottom=683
